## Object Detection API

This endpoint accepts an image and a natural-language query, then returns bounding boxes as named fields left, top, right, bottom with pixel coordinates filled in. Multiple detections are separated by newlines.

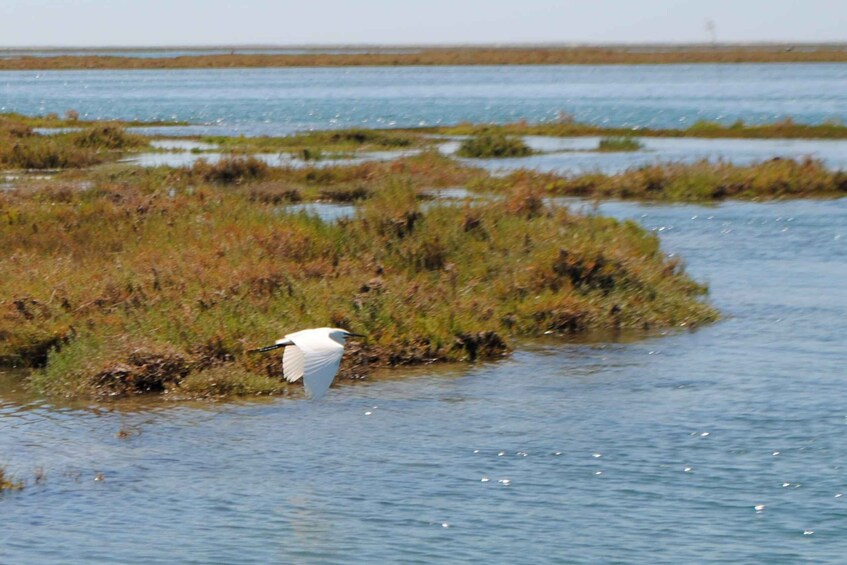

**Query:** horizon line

left=3, top=41, right=847, bottom=51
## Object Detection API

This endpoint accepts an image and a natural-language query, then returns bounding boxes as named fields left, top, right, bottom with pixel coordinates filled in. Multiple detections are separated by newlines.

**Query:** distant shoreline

left=2, top=44, right=847, bottom=69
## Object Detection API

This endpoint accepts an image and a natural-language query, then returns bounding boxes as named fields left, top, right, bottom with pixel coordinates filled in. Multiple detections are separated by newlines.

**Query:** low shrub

left=456, top=130, right=533, bottom=158
left=71, top=124, right=146, bottom=150
left=0, top=135, right=102, bottom=169
left=597, top=136, right=644, bottom=152
left=192, top=156, right=269, bottom=184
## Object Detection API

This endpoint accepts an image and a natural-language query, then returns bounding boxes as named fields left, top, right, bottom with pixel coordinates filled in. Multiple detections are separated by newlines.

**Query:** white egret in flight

left=251, top=328, right=364, bottom=399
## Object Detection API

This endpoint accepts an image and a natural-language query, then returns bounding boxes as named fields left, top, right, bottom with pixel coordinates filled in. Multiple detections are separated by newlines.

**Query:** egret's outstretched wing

left=301, top=351, right=343, bottom=399
left=282, top=345, right=305, bottom=383
left=286, top=330, right=345, bottom=399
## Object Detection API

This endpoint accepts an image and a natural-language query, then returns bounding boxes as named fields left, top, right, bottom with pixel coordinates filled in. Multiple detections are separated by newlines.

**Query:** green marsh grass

left=222, top=150, right=484, bottom=202
left=199, top=128, right=429, bottom=155
left=0, top=117, right=148, bottom=170
left=1, top=168, right=716, bottom=399
left=191, top=155, right=270, bottom=184
left=6, top=115, right=845, bottom=400
left=437, top=118, right=847, bottom=140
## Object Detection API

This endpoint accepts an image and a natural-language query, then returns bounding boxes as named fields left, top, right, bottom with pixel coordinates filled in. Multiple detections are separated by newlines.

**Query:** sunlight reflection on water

left=3, top=64, right=846, bottom=133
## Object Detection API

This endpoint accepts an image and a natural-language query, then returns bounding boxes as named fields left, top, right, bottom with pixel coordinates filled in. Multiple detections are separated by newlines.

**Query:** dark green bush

left=456, top=130, right=533, bottom=158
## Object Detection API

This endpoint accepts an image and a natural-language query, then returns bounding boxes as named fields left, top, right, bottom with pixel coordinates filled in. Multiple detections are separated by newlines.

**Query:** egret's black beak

left=345, top=332, right=366, bottom=338
left=248, top=343, right=286, bottom=354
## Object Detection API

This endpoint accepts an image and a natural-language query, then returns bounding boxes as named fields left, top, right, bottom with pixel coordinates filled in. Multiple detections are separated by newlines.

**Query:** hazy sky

left=1, top=0, right=844, bottom=47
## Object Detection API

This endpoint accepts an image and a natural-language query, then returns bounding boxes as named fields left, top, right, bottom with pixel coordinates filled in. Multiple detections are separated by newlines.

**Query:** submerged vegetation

left=474, top=158, right=847, bottom=201
left=0, top=467, right=24, bottom=492
left=2, top=45, right=847, bottom=70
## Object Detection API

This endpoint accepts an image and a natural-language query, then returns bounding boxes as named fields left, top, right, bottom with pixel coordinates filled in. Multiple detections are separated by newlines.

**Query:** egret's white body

left=265, top=327, right=358, bottom=399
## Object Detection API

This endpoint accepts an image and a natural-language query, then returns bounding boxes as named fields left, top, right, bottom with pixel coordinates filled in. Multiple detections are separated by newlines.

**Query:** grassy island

left=2, top=44, right=847, bottom=70
left=2, top=156, right=717, bottom=398
left=475, top=158, right=847, bottom=201
left=0, top=116, right=720, bottom=398
left=434, top=118, right=847, bottom=140
left=0, top=116, right=149, bottom=169
left=3, top=176, right=718, bottom=398
left=199, top=128, right=429, bottom=154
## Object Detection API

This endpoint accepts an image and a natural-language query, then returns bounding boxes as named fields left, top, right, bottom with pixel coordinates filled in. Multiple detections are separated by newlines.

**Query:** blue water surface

left=2, top=64, right=846, bottom=134
left=1, top=64, right=847, bottom=564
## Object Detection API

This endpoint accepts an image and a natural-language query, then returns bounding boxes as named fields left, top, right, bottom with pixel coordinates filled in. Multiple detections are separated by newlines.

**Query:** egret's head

left=327, top=328, right=365, bottom=346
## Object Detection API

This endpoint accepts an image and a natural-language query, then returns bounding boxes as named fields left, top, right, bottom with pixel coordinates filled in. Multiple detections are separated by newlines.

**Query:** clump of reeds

left=71, top=123, right=146, bottom=150
left=0, top=135, right=100, bottom=169
left=300, top=148, right=323, bottom=161
left=0, top=117, right=148, bottom=170
left=0, top=116, right=34, bottom=139
left=597, top=136, right=644, bottom=152
left=456, top=130, right=533, bottom=158
left=324, top=129, right=414, bottom=148
left=247, top=182, right=302, bottom=204
left=191, top=155, right=269, bottom=184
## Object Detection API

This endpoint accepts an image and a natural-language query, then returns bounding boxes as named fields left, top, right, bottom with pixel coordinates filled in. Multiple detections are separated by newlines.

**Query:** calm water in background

left=2, top=64, right=846, bottom=134
left=2, top=65, right=847, bottom=563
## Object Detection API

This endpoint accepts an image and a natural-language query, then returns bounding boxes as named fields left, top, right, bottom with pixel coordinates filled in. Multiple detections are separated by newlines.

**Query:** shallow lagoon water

left=2, top=198, right=846, bottom=563
left=124, top=149, right=419, bottom=168
left=463, top=135, right=847, bottom=173
left=285, top=202, right=358, bottom=223
left=130, top=135, right=847, bottom=173
left=3, top=64, right=846, bottom=133
left=449, top=136, right=847, bottom=175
